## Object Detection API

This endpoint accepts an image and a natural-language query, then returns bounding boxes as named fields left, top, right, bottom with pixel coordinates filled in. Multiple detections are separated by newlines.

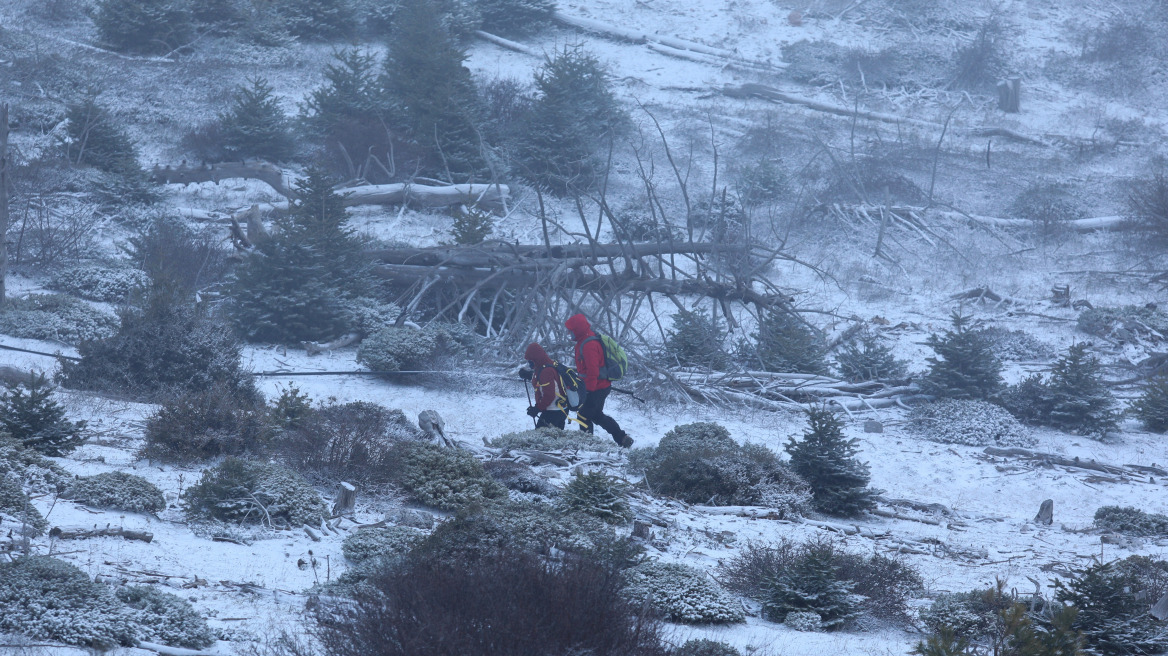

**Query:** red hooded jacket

left=565, top=314, right=610, bottom=392
left=524, top=342, right=561, bottom=411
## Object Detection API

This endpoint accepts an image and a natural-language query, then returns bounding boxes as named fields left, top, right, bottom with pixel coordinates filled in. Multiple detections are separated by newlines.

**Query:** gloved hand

left=526, top=406, right=539, bottom=418
left=518, top=366, right=533, bottom=381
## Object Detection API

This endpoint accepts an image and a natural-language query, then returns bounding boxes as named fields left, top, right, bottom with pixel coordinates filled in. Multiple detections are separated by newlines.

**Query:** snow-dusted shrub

left=476, top=0, right=555, bottom=35
left=736, top=158, right=790, bottom=207
left=0, top=374, right=87, bottom=456
left=673, top=639, right=741, bottom=656
left=665, top=310, right=730, bottom=370
left=950, top=18, right=1007, bottom=91
left=392, top=442, right=506, bottom=511
left=65, top=471, right=167, bottom=514
left=279, top=0, right=357, bottom=41
left=125, top=217, right=230, bottom=295
left=975, top=326, right=1056, bottom=361
left=784, top=611, right=823, bottom=632
left=216, top=77, right=297, bottom=162
left=761, top=545, right=857, bottom=630
left=1135, top=377, right=1168, bottom=432
left=559, top=470, right=631, bottom=524
left=623, top=561, right=745, bottom=625
left=0, top=293, right=118, bottom=345
left=906, top=399, right=1034, bottom=447
left=0, top=438, right=69, bottom=493
left=1053, top=559, right=1168, bottom=655
left=786, top=407, right=874, bottom=517
left=183, top=458, right=327, bottom=527
left=998, top=343, right=1118, bottom=438
left=610, top=209, right=683, bottom=243
left=482, top=459, right=555, bottom=495
left=919, top=583, right=1014, bottom=642
left=748, top=307, right=829, bottom=375
left=93, top=0, right=193, bottom=54
left=116, top=585, right=214, bottom=649
left=0, top=474, right=47, bottom=535
left=357, top=326, right=440, bottom=372
left=1011, top=181, right=1087, bottom=237
left=342, top=527, right=426, bottom=563
left=834, top=328, right=908, bottom=382
left=343, top=298, right=401, bottom=337
left=1094, top=506, right=1168, bottom=537
left=1078, top=305, right=1168, bottom=344
left=279, top=401, right=421, bottom=484
left=489, top=427, right=616, bottom=452
left=1127, top=169, right=1168, bottom=246
left=923, top=313, right=1004, bottom=401
left=48, top=263, right=149, bottom=302
left=0, top=556, right=138, bottom=649
left=141, top=384, right=271, bottom=463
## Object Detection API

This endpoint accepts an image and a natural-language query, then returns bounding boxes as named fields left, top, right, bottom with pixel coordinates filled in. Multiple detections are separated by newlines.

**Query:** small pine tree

left=1052, top=562, right=1165, bottom=656
left=910, top=626, right=973, bottom=656
left=64, top=97, right=141, bottom=177
left=762, top=546, right=857, bottom=629
left=834, top=328, right=908, bottom=382
left=924, top=312, right=1003, bottom=400
left=229, top=168, right=370, bottom=343
left=1044, top=343, right=1118, bottom=437
left=449, top=206, right=495, bottom=244
left=665, top=309, right=730, bottom=370
left=93, top=0, right=194, bottom=54
left=560, top=470, right=632, bottom=524
left=1134, top=377, right=1168, bottom=432
left=279, top=0, right=356, bottom=40
left=383, top=0, right=487, bottom=180
left=785, top=407, right=875, bottom=517
left=476, top=0, right=556, bottom=36
left=751, top=308, right=829, bottom=375
left=219, top=77, right=296, bottom=162
left=302, top=49, right=391, bottom=180
left=0, top=375, right=87, bottom=456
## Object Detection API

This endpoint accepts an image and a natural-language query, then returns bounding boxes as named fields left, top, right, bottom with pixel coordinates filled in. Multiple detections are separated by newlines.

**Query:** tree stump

left=997, top=78, right=1021, bottom=113
left=863, top=420, right=884, bottom=433
left=632, top=520, right=653, bottom=540
left=332, top=482, right=357, bottom=517
left=1034, top=499, right=1054, bottom=525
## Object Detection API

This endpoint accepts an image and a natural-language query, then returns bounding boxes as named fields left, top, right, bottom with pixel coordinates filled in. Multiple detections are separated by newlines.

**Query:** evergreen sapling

left=785, top=407, right=875, bottom=517
left=219, top=77, right=296, bottom=162
left=750, top=308, right=829, bottom=375
left=761, top=545, right=857, bottom=630
left=0, top=374, right=86, bottom=456
left=1045, top=342, right=1118, bottom=437
left=923, top=312, right=1004, bottom=401
left=665, top=309, right=730, bottom=370
left=1134, top=377, right=1168, bottom=432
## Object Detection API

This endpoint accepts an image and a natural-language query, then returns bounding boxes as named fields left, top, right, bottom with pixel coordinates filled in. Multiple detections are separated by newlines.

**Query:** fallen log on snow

left=982, top=446, right=1131, bottom=477
left=825, top=203, right=1128, bottom=233
left=50, top=526, right=153, bottom=542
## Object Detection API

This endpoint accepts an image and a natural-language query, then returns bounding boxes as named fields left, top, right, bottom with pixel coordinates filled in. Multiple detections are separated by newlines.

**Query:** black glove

left=526, top=406, right=539, bottom=418
left=518, top=366, right=533, bottom=381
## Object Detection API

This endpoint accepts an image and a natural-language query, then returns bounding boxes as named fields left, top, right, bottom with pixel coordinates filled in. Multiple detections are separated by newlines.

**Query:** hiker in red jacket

left=520, top=342, right=567, bottom=429
left=565, top=313, right=633, bottom=448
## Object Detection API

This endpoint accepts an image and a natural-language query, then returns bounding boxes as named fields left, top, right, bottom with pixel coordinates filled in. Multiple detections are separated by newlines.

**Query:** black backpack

left=544, top=361, right=586, bottom=411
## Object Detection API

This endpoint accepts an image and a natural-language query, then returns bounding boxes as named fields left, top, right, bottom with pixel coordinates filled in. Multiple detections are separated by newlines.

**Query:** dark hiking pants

left=536, top=409, right=567, bottom=430
left=576, top=387, right=626, bottom=445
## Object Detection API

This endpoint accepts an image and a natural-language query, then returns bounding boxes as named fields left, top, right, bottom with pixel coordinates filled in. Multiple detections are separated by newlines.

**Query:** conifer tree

left=1045, top=343, right=1118, bottom=437
left=280, top=0, right=356, bottom=41
left=219, top=78, right=296, bottom=162
left=477, top=0, right=556, bottom=36
left=751, top=308, right=829, bottom=375
left=0, top=375, right=87, bottom=456
left=229, top=168, right=369, bottom=343
left=1053, top=562, right=1165, bottom=656
left=835, top=328, right=908, bottom=382
left=665, top=309, right=730, bottom=369
left=1134, top=377, right=1168, bottom=432
left=785, top=407, right=875, bottom=517
left=302, top=50, right=390, bottom=179
left=924, top=312, right=1003, bottom=400
left=93, top=0, right=193, bottom=54
left=65, top=98, right=141, bottom=177
left=762, top=546, right=857, bottom=629
left=383, top=0, right=487, bottom=180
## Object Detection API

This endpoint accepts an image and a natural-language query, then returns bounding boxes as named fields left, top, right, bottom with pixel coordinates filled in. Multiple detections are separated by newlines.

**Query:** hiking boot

left=617, top=434, right=634, bottom=448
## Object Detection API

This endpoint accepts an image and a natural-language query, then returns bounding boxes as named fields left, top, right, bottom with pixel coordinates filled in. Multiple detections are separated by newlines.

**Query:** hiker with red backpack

left=565, top=313, right=634, bottom=448
left=519, top=342, right=574, bottom=430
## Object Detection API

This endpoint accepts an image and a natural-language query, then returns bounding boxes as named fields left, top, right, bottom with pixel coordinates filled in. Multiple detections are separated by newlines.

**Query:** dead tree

left=0, top=103, right=8, bottom=308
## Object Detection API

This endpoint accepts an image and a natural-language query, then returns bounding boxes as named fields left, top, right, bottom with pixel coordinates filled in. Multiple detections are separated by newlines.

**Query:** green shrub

left=673, top=639, right=741, bottom=656
left=218, top=77, right=296, bottom=162
left=47, top=263, right=149, bottom=302
left=65, top=472, right=167, bottom=513
left=63, top=97, right=147, bottom=183
left=92, top=0, right=193, bottom=54
left=1011, top=181, right=1087, bottom=237
left=998, top=343, right=1118, bottom=438
left=342, top=526, right=426, bottom=563
left=1078, top=305, right=1168, bottom=344
left=0, top=293, right=119, bottom=345
left=623, top=561, right=745, bottom=624
left=279, top=400, right=421, bottom=484
left=392, top=442, right=506, bottom=511
left=560, top=470, right=631, bottom=524
left=762, top=545, right=856, bottom=630
left=748, top=308, right=829, bottom=375
left=489, top=427, right=617, bottom=452
left=125, top=217, right=231, bottom=295
left=0, top=437, right=70, bottom=494
left=482, top=459, right=555, bottom=495
left=834, top=328, right=907, bottom=382
left=786, top=407, right=875, bottom=517
left=449, top=206, right=496, bottom=245
left=183, top=458, right=327, bottom=527
left=923, top=312, right=1003, bottom=400
left=950, top=18, right=1006, bottom=90
left=476, top=0, right=555, bottom=36
left=665, top=309, right=730, bottom=370
left=116, top=586, right=214, bottom=649
left=301, top=49, right=391, bottom=181
left=0, top=374, right=87, bottom=456
left=1127, top=168, right=1168, bottom=246
left=1134, top=377, right=1168, bottom=432
left=0, top=556, right=137, bottom=649
left=279, top=0, right=356, bottom=40
left=141, top=384, right=271, bottom=463
left=0, top=475, right=48, bottom=535
left=1094, top=506, right=1168, bottom=537
left=357, top=326, right=441, bottom=372
left=736, top=158, right=789, bottom=207
left=58, top=290, right=256, bottom=402
left=1053, top=560, right=1168, bottom=655
left=906, top=399, right=1034, bottom=447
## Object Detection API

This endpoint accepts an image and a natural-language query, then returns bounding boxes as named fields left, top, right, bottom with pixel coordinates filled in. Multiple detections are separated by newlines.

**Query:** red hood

left=524, top=342, right=553, bottom=367
left=565, top=313, right=594, bottom=341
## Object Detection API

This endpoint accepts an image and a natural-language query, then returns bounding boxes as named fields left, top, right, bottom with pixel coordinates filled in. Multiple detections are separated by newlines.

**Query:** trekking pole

left=522, top=377, right=538, bottom=428
left=609, top=386, right=647, bottom=403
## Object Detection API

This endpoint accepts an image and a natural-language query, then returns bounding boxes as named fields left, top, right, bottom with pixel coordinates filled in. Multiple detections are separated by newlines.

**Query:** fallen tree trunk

left=475, top=30, right=539, bottom=56
left=827, top=203, right=1128, bottom=233
left=152, top=161, right=291, bottom=197
left=50, top=526, right=154, bottom=542
left=369, top=240, right=736, bottom=267
left=983, top=446, right=1129, bottom=476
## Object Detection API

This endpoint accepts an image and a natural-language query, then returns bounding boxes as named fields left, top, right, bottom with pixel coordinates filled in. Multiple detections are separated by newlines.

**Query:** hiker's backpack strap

left=581, top=335, right=610, bottom=380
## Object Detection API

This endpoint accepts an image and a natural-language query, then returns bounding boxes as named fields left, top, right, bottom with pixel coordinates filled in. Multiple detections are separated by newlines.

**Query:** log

left=475, top=30, right=539, bottom=56
left=303, top=525, right=321, bottom=542
left=136, top=640, right=220, bottom=656
left=332, top=482, right=356, bottom=517
left=151, top=160, right=291, bottom=197
left=828, top=203, right=1128, bottom=233
left=0, top=103, right=8, bottom=307
left=369, top=241, right=736, bottom=267
left=517, top=450, right=571, bottom=467
left=695, top=505, right=791, bottom=520
left=49, top=526, right=153, bottom=543
left=983, top=447, right=1128, bottom=476
left=1034, top=499, right=1054, bottom=525
left=304, top=333, right=361, bottom=356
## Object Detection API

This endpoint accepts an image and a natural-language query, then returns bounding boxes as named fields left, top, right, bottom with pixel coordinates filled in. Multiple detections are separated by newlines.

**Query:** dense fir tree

left=924, top=312, right=1003, bottom=400
left=910, top=626, right=973, bottom=656
left=834, top=328, right=908, bottom=382
left=302, top=50, right=391, bottom=180
left=229, top=168, right=370, bottom=343
left=517, top=44, right=624, bottom=193
left=1134, top=377, right=1168, bottom=432
left=93, top=0, right=194, bottom=54
left=188, top=0, right=244, bottom=33
left=219, top=77, right=296, bottom=162
left=476, top=0, right=556, bottom=36
left=785, top=407, right=875, bottom=517
left=1045, top=343, right=1118, bottom=437
left=1053, top=562, right=1167, bottom=656
left=383, top=0, right=488, bottom=180
left=279, top=0, right=357, bottom=41
left=750, top=308, right=829, bottom=375
left=761, top=545, right=857, bottom=629
left=64, top=98, right=142, bottom=177
left=0, top=375, right=87, bottom=457
left=665, top=309, right=730, bottom=369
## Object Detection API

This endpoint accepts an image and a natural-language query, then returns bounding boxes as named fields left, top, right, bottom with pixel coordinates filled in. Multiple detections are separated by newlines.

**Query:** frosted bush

left=674, top=639, right=742, bottom=656
left=342, top=526, right=426, bottom=563
left=0, top=556, right=138, bottom=649
left=490, top=427, right=617, bottom=452
left=393, top=442, right=506, bottom=511
left=48, top=263, right=148, bottom=302
left=0, top=438, right=69, bottom=494
left=623, top=561, right=745, bottom=624
left=65, top=471, right=167, bottom=513
left=784, top=611, right=824, bottom=632
left=116, top=586, right=214, bottom=649
left=905, top=399, right=1034, bottom=447
left=483, top=460, right=556, bottom=495
left=0, top=294, right=118, bottom=345
left=0, top=474, right=47, bottom=535
left=183, top=458, right=328, bottom=527
left=1094, top=506, right=1168, bottom=537
left=559, top=470, right=632, bottom=524
left=344, top=298, right=401, bottom=337
left=357, top=326, right=439, bottom=372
